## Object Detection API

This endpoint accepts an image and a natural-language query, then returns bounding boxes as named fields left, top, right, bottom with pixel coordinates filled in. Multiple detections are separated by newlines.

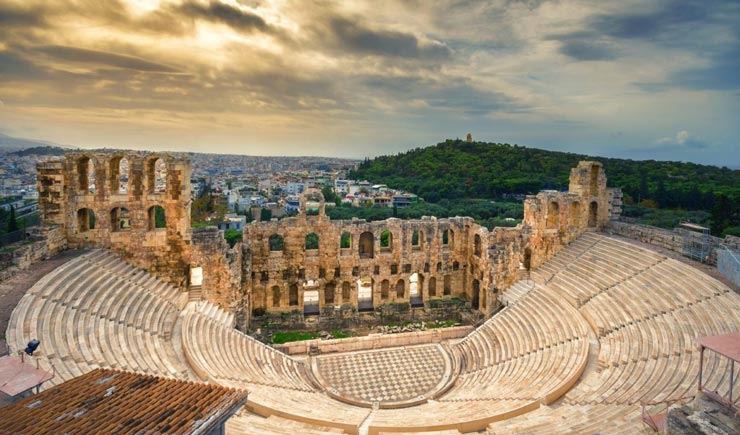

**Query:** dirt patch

left=0, top=249, right=85, bottom=356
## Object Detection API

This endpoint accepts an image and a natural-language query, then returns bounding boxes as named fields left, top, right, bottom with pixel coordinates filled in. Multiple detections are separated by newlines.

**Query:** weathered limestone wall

left=606, top=220, right=740, bottom=266
left=0, top=226, right=66, bottom=281
left=523, top=161, right=610, bottom=270
left=37, top=152, right=192, bottom=287
left=274, top=326, right=474, bottom=355
left=190, top=227, right=243, bottom=312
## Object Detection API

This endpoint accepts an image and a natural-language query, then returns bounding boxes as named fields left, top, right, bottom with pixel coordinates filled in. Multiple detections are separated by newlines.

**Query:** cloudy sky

left=0, top=0, right=738, bottom=165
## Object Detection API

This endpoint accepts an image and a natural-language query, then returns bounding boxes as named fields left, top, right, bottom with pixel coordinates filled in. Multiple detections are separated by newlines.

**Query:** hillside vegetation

left=350, top=139, right=740, bottom=236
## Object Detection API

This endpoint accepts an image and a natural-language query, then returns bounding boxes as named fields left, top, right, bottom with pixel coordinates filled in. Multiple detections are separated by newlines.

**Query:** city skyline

left=0, top=0, right=738, bottom=165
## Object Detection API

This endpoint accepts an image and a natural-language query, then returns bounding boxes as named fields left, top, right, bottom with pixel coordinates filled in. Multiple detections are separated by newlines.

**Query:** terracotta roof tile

left=0, top=369, right=248, bottom=435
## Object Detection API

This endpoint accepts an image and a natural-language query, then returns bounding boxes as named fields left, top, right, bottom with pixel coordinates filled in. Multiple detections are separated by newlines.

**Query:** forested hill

left=350, top=139, right=740, bottom=210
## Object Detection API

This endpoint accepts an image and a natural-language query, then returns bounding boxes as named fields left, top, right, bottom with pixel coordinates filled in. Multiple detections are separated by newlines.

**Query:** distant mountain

left=0, top=132, right=67, bottom=151
left=350, top=139, right=740, bottom=211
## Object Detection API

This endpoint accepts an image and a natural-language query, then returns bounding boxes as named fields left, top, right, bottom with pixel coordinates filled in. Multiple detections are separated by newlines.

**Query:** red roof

left=0, top=369, right=248, bottom=435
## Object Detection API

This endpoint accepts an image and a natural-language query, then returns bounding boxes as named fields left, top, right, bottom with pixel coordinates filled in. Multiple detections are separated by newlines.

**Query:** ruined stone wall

left=0, top=226, right=66, bottom=281
left=244, top=212, right=483, bottom=314
left=37, top=152, right=192, bottom=287
left=523, top=161, right=610, bottom=270
left=605, top=220, right=740, bottom=266
left=190, top=227, right=243, bottom=311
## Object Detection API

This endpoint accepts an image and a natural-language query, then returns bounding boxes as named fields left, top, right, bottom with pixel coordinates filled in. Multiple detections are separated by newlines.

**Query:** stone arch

left=395, top=279, right=405, bottom=298
left=305, top=232, right=319, bottom=250
left=523, top=247, right=532, bottom=271
left=110, top=207, right=130, bottom=232
left=428, top=276, right=437, bottom=297
left=448, top=229, right=455, bottom=247
left=272, top=285, right=281, bottom=307
left=109, top=156, right=128, bottom=194
left=340, top=231, right=351, bottom=249
left=359, top=231, right=374, bottom=258
left=412, top=229, right=422, bottom=248
left=381, top=279, right=390, bottom=300
left=410, top=273, right=423, bottom=306
left=442, top=229, right=449, bottom=245
left=380, top=230, right=393, bottom=250
left=146, top=157, right=167, bottom=194
left=589, top=201, right=598, bottom=227
left=547, top=201, right=560, bottom=228
left=443, top=275, right=451, bottom=295
left=269, top=234, right=284, bottom=252
left=569, top=201, right=581, bottom=227
left=357, top=277, right=373, bottom=311
left=342, top=281, right=351, bottom=302
left=472, top=279, right=480, bottom=310
left=436, top=262, right=442, bottom=272
left=77, top=155, right=95, bottom=193
left=474, top=234, right=482, bottom=257
left=324, top=283, right=335, bottom=304
left=77, top=208, right=95, bottom=232
left=289, top=283, right=299, bottom=306
left=590, top=165, right=600, bottom=196
left=148, top=205, right=166, bottom=230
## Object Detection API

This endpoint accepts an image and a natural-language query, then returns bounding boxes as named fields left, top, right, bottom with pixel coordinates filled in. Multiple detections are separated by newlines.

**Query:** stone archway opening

left=357, top=277, right=373, bottom=312
left=472, top=279, right=480, bottom=310
left=409, top=273, right=423, bottom=307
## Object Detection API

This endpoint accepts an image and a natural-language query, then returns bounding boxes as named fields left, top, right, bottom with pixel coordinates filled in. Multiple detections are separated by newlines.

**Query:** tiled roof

left=0, top=369, right=248, bottom=435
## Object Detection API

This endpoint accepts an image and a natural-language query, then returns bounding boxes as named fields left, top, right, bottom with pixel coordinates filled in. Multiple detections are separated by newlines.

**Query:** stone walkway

left=313, top=344, right=451, bottom=407
left=0, top=250, right=84, bottom=356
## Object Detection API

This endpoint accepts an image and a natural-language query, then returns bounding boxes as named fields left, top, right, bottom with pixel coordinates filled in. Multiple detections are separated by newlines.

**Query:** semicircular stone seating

left=6, top=249, right=191, bottom=386
left=6, top=232, right=740, bottom=435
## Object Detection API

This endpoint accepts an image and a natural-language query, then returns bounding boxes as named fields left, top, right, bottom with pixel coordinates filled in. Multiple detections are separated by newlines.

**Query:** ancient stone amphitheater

left=7, top=231, right=740, bottom=434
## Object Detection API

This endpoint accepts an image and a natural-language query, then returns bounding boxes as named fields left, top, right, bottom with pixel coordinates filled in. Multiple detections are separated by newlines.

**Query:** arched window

left=110, top=207, right=130, bottom=232
left=109, top=156, right=128, bottom=194
left=547, top=201, right=560, bottom=229
left=269, top=234, right=284, bottom=252
left=412, top=230, right=420, bottom=248
left=77, top=208, right=95, bottom=232
left=443, top=275, right=451, bottom=295
left=77, top=156, right=95, bottom=193
left=340, top=232, right=351, bottom=249
left=381, top=280, right=389, bottom=300
left=305, top=232, right=319, bottom=250
left=147, top=157, right=167, bottom=194
left=474, top=234, right=482, bottom=257
left=342, top=282, right=351, bottom=301
left=272, top=286, right=281, bottom=307
left=589, top=201, right=598, bottom=227
left=428, top=277, right=437, bottom=297
left=359, top=231, right=373, bottom=258
left=289, top=283, right=298, bottom=306
left=380, top=230, right=392, bottom=250
left=436, top=262, right=442, bottom=272
left=472, top=279, right=480, bottom=310
left=325, top=283, right=335, bottom=304
left=442, top=229, right=449, bottom=245
left=148, top=205, right=166, bottom=230
left=569, top=201, right=581, bottom=227
left=395, top=279, right=405, bottom=298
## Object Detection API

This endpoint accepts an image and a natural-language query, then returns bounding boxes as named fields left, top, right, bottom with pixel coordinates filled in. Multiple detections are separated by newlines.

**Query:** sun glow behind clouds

left=0, top=0, right=737, bottom=163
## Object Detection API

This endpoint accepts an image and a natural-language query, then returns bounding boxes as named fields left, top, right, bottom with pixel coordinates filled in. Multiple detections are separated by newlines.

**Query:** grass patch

left=272, top=331, right=318, bottom=344
left=330, top=328, right=351, bottom=339
left=426, top=320, right=458, bottom=329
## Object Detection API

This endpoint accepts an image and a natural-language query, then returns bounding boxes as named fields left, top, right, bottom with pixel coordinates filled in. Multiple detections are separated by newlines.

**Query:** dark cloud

left=35, top=45, right=180, bottom=73
left=0, top=51, right=46, bottom=79
left=176, top=0, right=271, bottom=34
left=322, top=17, right=452, bottom=59
left=669, top=45, right=740, bottom=91
left=0, top=3, right=45, bottom=27
left=557, top=37, right=618, bottom=61
left=361, top=75, right=513, bottom=114
left=590, top=1, right=708, bottom=41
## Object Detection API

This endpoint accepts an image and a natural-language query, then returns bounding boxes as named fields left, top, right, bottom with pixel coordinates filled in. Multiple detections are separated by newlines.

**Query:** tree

left=260, top=208, right=272, bottom=222
left=7, top=206, right=18, bottom=232
left=224, top=229, right=242, bottom=247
